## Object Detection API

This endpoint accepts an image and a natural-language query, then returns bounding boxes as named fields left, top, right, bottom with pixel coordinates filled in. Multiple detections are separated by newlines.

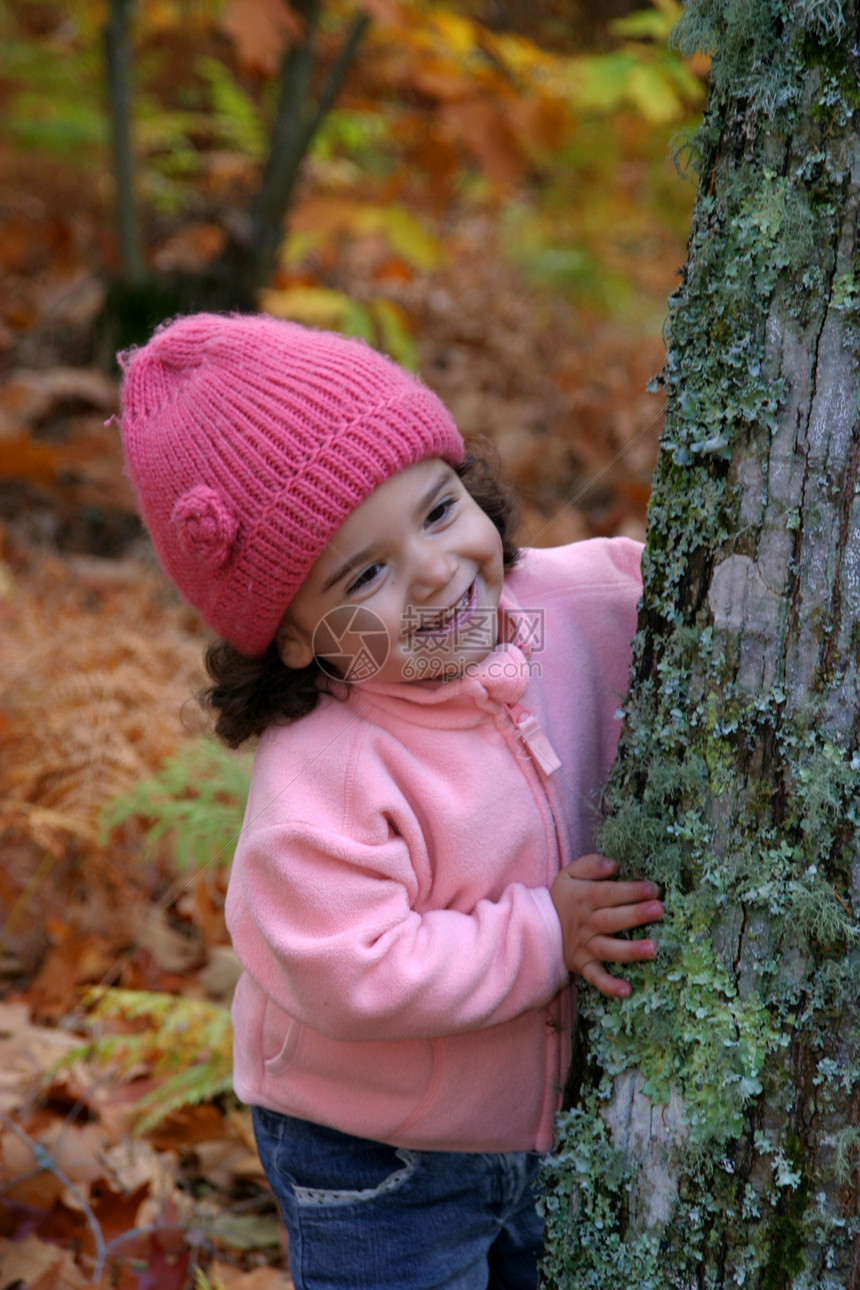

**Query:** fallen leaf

left=0, top=368, right=116, bottom=430
left=135, top=907, right=206, bottom=975
left=38, top=1120, right=114, bottom=1187
left=0, top=435, right=59, bottom=483
left=144, top=1103, right=226, bottom=1150
left=130, top=1233, right=191, bottom=1290
left=0, top=1233, right=87, bottom=1288
left=207, top=1209, right=281, bottom=1251
left=0, top=1128, right=68, bottom=1208
left=98, top=1138, right=179, bottom=1210
left=197, top=946, right=243, bottom=1005
left=0, top=1003, right=82, bottom=1115
left=209, top=1262, right=295, bottom=1288
left=30, top=931, right=117, bottom=1019
left=86, top=1180, right=150, bottom=1245
left=190, top=1138, right=264, bottom=1194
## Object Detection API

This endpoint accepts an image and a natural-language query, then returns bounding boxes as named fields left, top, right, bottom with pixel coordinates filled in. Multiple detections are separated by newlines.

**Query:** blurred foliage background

left=0, top=0, right=705, bottom=342
left=0, top=5, right=708, bottom=1283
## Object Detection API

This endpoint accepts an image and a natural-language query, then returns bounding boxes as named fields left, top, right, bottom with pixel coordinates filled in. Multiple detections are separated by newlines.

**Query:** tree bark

left=541, top=3, right=860, bottom=1286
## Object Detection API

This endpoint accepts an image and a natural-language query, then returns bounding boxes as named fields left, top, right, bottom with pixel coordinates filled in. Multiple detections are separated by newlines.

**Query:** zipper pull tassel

left=516, top=713, right=562, bottom=775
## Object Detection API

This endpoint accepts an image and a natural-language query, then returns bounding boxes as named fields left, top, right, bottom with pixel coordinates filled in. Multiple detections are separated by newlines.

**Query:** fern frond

left=100, top=739, right=252, bottom=870
left=133, top=1058, right=234, bottom=1136
left=85, top=986, right=234, bottom=1065
left=52, top=987, right=234, bottom=1134
left=196, top=56, right=266, bottom=160
left=46, top=1032, right=154, bottom=1084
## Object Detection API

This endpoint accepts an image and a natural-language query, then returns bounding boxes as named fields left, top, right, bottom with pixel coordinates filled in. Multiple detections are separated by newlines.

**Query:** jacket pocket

left=262, top=1004, right=303, bottom=1076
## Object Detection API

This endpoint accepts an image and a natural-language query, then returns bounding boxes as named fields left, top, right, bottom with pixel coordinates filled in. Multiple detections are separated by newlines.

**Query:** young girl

left=119, top=312, right=663, bottom=1290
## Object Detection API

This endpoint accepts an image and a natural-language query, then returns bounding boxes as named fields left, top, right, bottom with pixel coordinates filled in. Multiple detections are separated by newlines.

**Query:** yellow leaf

left=626, top=63, right=686, bottom=124
left=259, top=285, right=355, bottom=328
left=259, top=288, right=416, bottom=364
left=429, top=10, right=477, bottom=58
left=484, top=30, right=561, bottom=79
left=259, top=287, right=375, bottom=346
left=287, top=198, right=445, bottom=270
left=353, top=207, right=445, bottom=270
left=369, top=299, right=417, bottom=370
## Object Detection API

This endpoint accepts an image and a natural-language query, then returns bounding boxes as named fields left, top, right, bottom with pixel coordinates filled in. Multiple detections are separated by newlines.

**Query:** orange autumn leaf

left=356, top=0, right=404, bottom=22
left=440, top=97, right=524, bottom=189
left=0, top=1236, right=87, bottom=1290
left=221, top=0, right=303, bottom=77
left=506, top=92, right=571, bottom=159
left=411, top=57, right=473, bottom=103
left=0, top=435, right=59, bottom=484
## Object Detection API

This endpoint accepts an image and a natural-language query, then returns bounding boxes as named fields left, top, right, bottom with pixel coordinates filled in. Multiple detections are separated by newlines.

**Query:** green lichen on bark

left=541, top=3, right=860, bottom=1286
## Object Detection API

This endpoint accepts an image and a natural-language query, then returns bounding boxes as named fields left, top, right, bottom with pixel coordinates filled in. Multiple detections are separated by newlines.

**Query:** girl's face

left=277, top=458, right=505, bottom=684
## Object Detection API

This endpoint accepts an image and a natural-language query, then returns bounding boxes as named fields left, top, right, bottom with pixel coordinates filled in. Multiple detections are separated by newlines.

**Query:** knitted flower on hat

left=118, top=313, right=465, bottom=656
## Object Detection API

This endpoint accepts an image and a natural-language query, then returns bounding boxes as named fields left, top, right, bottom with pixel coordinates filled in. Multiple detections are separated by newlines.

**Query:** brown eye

left=426, top=498, right=454, bottom=525
left=347, top=563, right=383, bottom=594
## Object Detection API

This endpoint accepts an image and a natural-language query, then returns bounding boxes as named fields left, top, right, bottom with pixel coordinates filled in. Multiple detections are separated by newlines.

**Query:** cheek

left=483, top=525, right=505, bottom=581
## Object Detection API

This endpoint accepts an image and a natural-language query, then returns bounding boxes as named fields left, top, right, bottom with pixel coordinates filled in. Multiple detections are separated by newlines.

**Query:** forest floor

left=0, top=130, right=691, bottom=1289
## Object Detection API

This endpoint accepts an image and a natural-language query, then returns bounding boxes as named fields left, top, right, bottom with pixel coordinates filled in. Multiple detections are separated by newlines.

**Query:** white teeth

left=420, top=586, right=471, bottom=631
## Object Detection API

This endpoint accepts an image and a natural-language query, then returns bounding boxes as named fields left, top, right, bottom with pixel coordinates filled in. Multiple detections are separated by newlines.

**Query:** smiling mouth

left=414, top=581, right=476, bottom=635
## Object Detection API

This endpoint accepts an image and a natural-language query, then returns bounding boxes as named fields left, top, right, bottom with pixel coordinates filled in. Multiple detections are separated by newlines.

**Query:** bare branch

left=248, top=2, right=370, bottom=290
left=104, top=0, right=145, bottom=285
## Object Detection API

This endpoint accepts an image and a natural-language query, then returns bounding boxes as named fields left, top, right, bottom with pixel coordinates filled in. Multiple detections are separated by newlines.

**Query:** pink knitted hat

left=119, top=313, right=464, bottom=656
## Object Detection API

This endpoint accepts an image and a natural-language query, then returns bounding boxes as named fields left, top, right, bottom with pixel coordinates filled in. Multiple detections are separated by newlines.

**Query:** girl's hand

left=549, top=853, right=663, bottom=999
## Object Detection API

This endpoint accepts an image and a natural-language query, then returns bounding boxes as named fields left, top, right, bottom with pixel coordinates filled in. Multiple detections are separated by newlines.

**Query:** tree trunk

left=541, top=3, right=860, bottom=1287
left=105, top=0, right=144, bottom=285
left=218, top=0, right=370, bottom=296
left=97, top=2, right=369, bottom=362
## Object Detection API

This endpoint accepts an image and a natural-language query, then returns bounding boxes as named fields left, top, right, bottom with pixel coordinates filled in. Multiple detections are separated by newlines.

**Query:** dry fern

left=0, top=545, right=208, bottom=855
left=0, top=541, right=217, bottom=960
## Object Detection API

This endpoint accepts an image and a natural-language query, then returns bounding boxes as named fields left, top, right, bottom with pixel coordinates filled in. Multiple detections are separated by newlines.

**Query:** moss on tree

left=541, top=3, right=860, bottom=1285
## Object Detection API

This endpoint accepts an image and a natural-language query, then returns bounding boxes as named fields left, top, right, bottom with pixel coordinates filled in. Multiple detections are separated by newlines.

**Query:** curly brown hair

left=199, top=444, right=521, bottom=747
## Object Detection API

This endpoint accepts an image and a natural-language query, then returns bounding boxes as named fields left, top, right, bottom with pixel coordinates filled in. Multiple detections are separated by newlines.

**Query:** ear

left=275, top=624, right=315, bottom=671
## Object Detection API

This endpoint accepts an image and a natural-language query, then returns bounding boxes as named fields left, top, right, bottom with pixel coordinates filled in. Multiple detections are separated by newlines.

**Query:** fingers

left=579, top=961, right=635, bottom=999
left=557, top=861, right=660, bottom=911
left=587, top=935, right=657, bottom=964
left=579, top=939, right=657, bottom=998
left=551, top=854, right=666, bottom=995
left=563, top=853, right=618, bottom=880
left=590, top=899, right=664, bottom=935
left=588, top=880, right=661, bottom=910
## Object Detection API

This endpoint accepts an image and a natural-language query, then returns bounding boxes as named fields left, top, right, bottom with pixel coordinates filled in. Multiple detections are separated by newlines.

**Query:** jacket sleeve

left=226, top=729, right=569, bottom=1044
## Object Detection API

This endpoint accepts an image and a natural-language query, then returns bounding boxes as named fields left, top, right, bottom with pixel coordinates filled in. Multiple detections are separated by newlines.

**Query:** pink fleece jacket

left=226, top=537, right=642, bottom=1153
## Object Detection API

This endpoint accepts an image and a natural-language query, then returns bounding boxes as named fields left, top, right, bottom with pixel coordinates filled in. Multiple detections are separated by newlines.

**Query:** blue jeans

left=251, top=1106, right=544, bottom=1289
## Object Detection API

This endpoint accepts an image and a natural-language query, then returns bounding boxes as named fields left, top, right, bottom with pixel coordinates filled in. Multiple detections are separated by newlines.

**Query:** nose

left=408, top=538, right=457, bottom=599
